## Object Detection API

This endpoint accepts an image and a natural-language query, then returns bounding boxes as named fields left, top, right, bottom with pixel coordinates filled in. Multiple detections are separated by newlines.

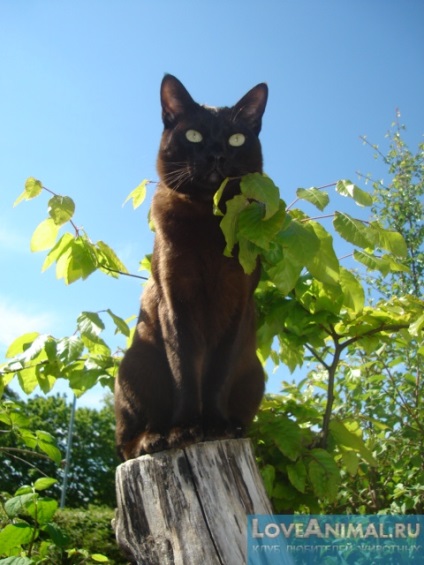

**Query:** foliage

left=0, top=461, right=110, bottom=564
left=0, top=119, right=423, bottom=534
left=0, top=395, right=119, bottom=508
left=249, top=120, right=424, bottom=514
left=52, top=506, right=126, bottom=565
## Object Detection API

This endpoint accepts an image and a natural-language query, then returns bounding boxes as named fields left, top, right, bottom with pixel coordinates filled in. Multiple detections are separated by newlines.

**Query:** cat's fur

left=115, top=74, right=268, bottom=460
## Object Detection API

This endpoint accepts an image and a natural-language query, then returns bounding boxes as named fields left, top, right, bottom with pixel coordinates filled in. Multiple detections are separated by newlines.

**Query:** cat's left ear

left=161, top=74, right=196, bottom=128
left=233, top=83, right=268, bottom=135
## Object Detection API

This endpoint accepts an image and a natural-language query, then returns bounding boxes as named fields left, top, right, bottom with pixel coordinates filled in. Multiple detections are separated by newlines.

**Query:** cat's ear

left=233, top=83, right=268, bottom=135
left=160, top=74, right=196, bottom=127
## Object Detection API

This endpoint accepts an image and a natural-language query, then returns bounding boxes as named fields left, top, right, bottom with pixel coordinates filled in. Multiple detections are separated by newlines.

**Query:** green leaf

left=64, top=237, right=98, bottom=283
left=287, top=459, right=307, bottom=493
left=240, top=173, right=281, bottom=219
left=26, top=498, right=58, bottom=525
left=14, top=177, right=43, bottom=206
left=237, top=200, right=286, bottom=250
left=296, top=187, right=329, bottom=211
left=36, top=431, right=62, bottom=463
left=42, top=522, right=70, bottom=548
left=273, top=418, right=303, bottom=461
left=330, top=420, right=377, bottom=466
left=81, top=333, right=111, bottom=356
left=353, top=249, right=408, bottom=275
left=277, top=216, right=320, bottom=266
left=123, top=179, right=149, bottom=209
left=409, top=313, right=424, bottom=337
left=336, top=179, right=373, bottom=206
left=342, top=450, right=359, bottom=476
left=303, top=221, right=340, bottom=285
left=17, top=366, right=39, bottom=394
left=333, top=212, right=372, bottom=248
left=0, top=406, right=30, bottom=429
left=0, top=556, right=34, bottom=564
left=42, top=232, right=74, bottom=272
left=57, top=336, right=85, bottom=364
left=33, top=477, right=57, bottom=491
left=219, top=194, right=247, bottom=255
left=339, top=267, right=364, bottom=313
left=0, top=523, right=35, bottom=552
left=95, top=241, right=128, bottom=276
left=67, top=367, right=105, bottom=396
left=368, top=222, right=408, bottom=257
left=91, top=555, right=110, bottom=563
left=30, top=218, right=60, bottom=252
left=6, top=332, right=39, bottom=358
left=106, top=309, right=130, bottom=336
left=308, top=448, right=340, bottom=501
left=48, top=195, right=75, bottom=225
left=77, top=311, right=105, bottom=339
left=213, top=177, right=230, bottom=216
left=263, top=247, right=302, bottom=296
left=260, top=464, right=276, bottom=497
left=4, top=494, right=37, bottom=518
left=238, top=238, right=261, bottom=274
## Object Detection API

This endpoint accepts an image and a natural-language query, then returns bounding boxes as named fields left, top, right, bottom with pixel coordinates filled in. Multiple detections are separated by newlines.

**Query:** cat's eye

left=185, top=129, right=203, bottom=143
left=228, top=133, right=246, bottom=147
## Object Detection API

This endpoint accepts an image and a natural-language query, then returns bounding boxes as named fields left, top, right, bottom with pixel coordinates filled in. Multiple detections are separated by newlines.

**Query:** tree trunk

left=114, top=438, right=273, bottom=564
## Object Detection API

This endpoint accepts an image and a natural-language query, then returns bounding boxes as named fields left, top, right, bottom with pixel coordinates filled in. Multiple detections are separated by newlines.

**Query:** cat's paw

left=203, top=421, right=244, bottom=441
left=167, top=425, right=203, bottom=450
left=123, top=432, right=169, bottom=459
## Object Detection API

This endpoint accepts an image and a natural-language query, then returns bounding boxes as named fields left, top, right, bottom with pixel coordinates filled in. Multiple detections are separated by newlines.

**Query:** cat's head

left=157, top=74, right=268, bottom=199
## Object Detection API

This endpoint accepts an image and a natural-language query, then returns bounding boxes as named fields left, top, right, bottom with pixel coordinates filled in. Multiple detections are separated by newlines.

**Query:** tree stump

left=114, top=438, right=273, bottom=564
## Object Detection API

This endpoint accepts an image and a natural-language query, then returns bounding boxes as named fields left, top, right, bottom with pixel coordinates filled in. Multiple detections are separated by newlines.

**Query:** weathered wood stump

left=114, top=438, right=273, bottom=564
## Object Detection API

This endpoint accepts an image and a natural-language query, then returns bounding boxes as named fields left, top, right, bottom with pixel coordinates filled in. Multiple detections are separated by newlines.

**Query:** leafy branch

left=14, top=177, right=148, bottom=283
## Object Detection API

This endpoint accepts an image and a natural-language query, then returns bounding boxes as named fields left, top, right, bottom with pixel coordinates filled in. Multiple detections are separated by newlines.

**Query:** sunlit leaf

left=77, top=311, right=105, bottom=339
left=240, top=173, right=280, bottom=219
left=213, top=177, right=230, bottom=216
left=57, top=336, right=85, bottom=364
left=95, top=240, right=128, bottom=276
left=333, top=212, right=372, bottom=248
left=219, top=194, right=247, bottom=255
left=0, top=523, right=35, bottom=552
left=14, top=177, right=43, bottom=207
left=339, top=267, right=364, bottom=313
left=6, top=332, right=39, bottom=358
left=123, top=179, right=149, bottom=209
left=273, top=418, right=303, bottom=461
left=237, top=200, right=286, bottom=250
left=30, top=218, right=60, bottom=252
left=368, top=221, right=408, bottom=257
left=33, top=477, right=57, bottom=492
left=238, top=238, right=261, bottom=274
left=106, top=309, right=130, bottom=337
left=296, top=187, right=329, bottom=211
left=303, top=221, right=340, bottom=285
left=48, top=195, right=75, bottom=225
left=17, top=366, right=39, bottom=394
left=336, top=179, right=373, bottom=206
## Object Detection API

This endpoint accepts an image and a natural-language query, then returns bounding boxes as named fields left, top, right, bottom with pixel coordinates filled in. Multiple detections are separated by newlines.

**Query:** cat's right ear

left=160, top=74, right=196, bottom=128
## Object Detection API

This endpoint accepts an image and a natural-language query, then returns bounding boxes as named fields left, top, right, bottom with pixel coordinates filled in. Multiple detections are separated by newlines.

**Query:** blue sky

left=1, top=1, right=423, bottom=407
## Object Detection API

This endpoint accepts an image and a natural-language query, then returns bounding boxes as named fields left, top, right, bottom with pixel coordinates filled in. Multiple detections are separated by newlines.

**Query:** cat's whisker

left=163, top=164, right=193, bottom=191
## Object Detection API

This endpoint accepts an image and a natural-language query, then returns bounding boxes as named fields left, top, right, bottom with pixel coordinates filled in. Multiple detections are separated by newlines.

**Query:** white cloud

left=0, top=299, right=56, bottom=351
left=0, top=225, right=29, bottom=253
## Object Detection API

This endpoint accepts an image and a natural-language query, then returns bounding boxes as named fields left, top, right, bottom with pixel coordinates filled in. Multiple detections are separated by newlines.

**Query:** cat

left=115, top=74, right=268, bottom=460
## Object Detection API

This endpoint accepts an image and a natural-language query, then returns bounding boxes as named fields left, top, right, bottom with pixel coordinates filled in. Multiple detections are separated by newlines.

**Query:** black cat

left=115, top=74, right=268, bottom=460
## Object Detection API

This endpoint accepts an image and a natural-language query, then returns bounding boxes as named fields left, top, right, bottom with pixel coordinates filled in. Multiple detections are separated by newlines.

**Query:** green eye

left=185, top=129, right=203, bottom=143
left=228, top=133, right=245, bottom=147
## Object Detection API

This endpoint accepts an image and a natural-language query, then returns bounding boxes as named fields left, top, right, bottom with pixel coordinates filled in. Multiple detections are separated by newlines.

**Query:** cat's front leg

left=160, top=309, right=206, bottom=449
